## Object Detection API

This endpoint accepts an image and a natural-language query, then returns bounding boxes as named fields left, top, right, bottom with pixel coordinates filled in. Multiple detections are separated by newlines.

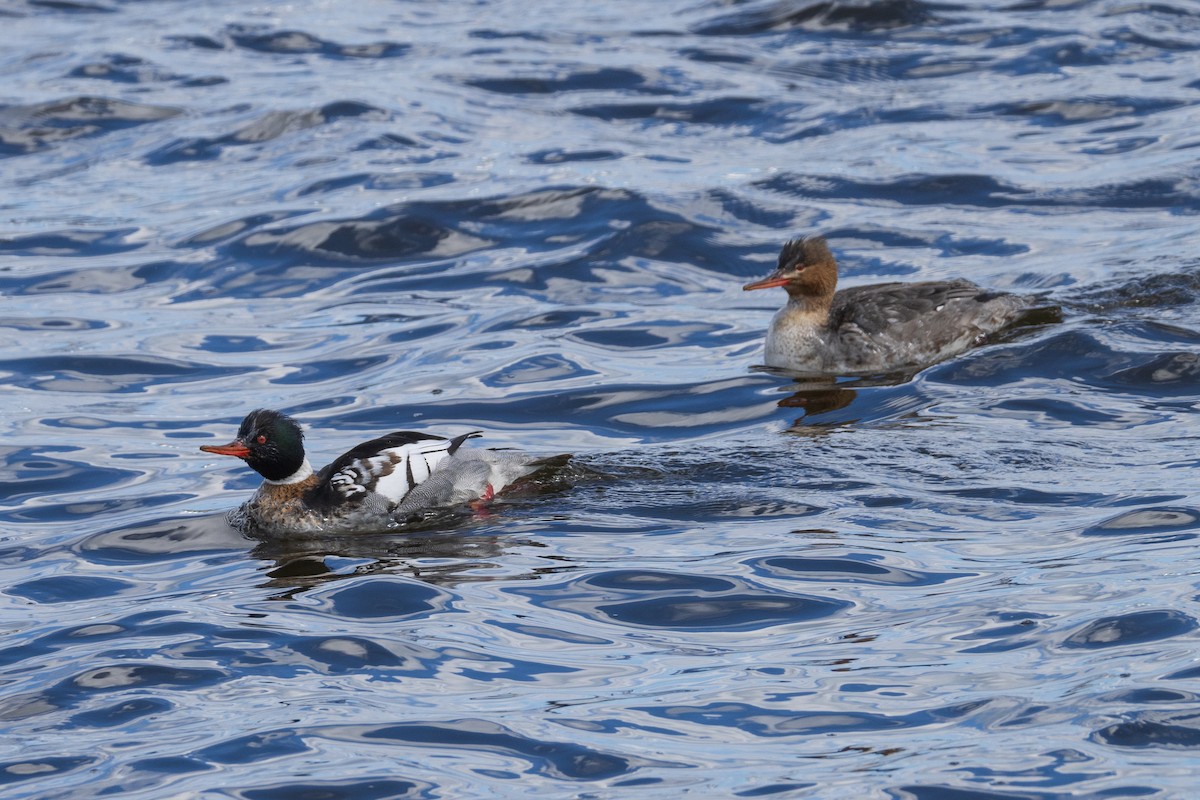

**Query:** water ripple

left=4, top=0, right=1200, bottom=796
left=0, top=95, right=179, bottom=156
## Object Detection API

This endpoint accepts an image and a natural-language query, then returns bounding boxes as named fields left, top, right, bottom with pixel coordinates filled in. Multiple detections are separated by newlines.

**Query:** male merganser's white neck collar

left=264, top=458, right=313, bottom=486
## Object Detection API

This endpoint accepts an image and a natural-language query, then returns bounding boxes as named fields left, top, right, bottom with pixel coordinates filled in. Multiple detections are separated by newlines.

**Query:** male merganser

left=743, top=235, right=1028, bottom=375
left=200, top=408, right=565, bottom=535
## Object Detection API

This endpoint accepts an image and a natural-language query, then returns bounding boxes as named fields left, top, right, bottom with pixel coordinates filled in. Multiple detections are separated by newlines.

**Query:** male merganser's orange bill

left=743, top=234, right=1029, bottom=376
left=200, top=408, right=568, bottom=536
left=199, top=441, right=251, bottom=458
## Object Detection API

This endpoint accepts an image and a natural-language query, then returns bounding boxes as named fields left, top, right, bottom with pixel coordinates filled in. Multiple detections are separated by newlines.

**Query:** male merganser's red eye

left=256, top=435, right=267, bottom=444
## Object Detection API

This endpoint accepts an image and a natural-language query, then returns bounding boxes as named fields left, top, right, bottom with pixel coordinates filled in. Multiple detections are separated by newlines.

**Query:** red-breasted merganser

left=743, top=235, right=1027, bottom=375
left=200, top=409, right=566, bottom=535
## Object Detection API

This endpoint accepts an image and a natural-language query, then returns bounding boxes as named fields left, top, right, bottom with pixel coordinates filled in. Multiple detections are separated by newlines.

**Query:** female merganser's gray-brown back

left=743, top=235, right=1028, bottom=375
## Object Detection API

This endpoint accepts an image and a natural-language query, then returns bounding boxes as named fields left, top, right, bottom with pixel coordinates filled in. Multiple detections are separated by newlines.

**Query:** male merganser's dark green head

left=200, top=408, right=307, bottom=482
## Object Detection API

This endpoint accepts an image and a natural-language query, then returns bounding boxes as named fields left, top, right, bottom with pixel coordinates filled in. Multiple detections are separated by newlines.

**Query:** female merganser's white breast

left=763, top=304, right=830, bottom=370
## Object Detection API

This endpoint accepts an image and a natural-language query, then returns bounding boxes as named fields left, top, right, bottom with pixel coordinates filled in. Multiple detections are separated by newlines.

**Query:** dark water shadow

left=1071, top=262, right=1200, bottom=314
left=1081, top=507, right=1200, bottom=542
left=0, top=95, right=179, bottom=158
left=693, top=0, right=946, bottom=37
left=935, top=318, right=1200, bottom=401
left=508, top=569, right=853, bottom=632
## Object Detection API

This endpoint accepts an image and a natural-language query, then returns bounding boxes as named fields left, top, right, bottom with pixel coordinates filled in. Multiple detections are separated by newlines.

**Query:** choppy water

left=3, top=0, right=1200, bottom=797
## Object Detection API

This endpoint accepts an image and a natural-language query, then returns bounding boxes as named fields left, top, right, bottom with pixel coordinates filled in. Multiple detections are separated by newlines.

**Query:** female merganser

left=200, top=409, right=565, bottom=535
left=743, top=235, right=1028, bottom=375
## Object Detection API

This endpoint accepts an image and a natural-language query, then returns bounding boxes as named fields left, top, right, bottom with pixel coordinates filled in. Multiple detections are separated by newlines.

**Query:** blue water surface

left=3, top=0, right=1200, bottom=797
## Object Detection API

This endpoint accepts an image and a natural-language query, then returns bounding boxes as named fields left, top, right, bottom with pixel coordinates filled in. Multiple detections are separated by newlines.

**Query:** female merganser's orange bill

left=743, top=235, right=1028, bottom=375
left=200, top=408, right=567, bottom=536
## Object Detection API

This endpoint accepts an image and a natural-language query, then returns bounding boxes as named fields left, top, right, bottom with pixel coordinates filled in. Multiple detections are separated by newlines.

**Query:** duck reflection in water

left=772, top=377, right=859, bottom=416
left=253, top=526, right=543, bottom=600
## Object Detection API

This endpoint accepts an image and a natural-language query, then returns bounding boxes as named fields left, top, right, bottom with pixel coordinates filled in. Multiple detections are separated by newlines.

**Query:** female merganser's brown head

left=743, top=235, right=838, bottom=301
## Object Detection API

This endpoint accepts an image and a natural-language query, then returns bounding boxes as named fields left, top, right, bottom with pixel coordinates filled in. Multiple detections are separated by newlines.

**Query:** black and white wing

left=316, top=431, right=481, bottom=506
